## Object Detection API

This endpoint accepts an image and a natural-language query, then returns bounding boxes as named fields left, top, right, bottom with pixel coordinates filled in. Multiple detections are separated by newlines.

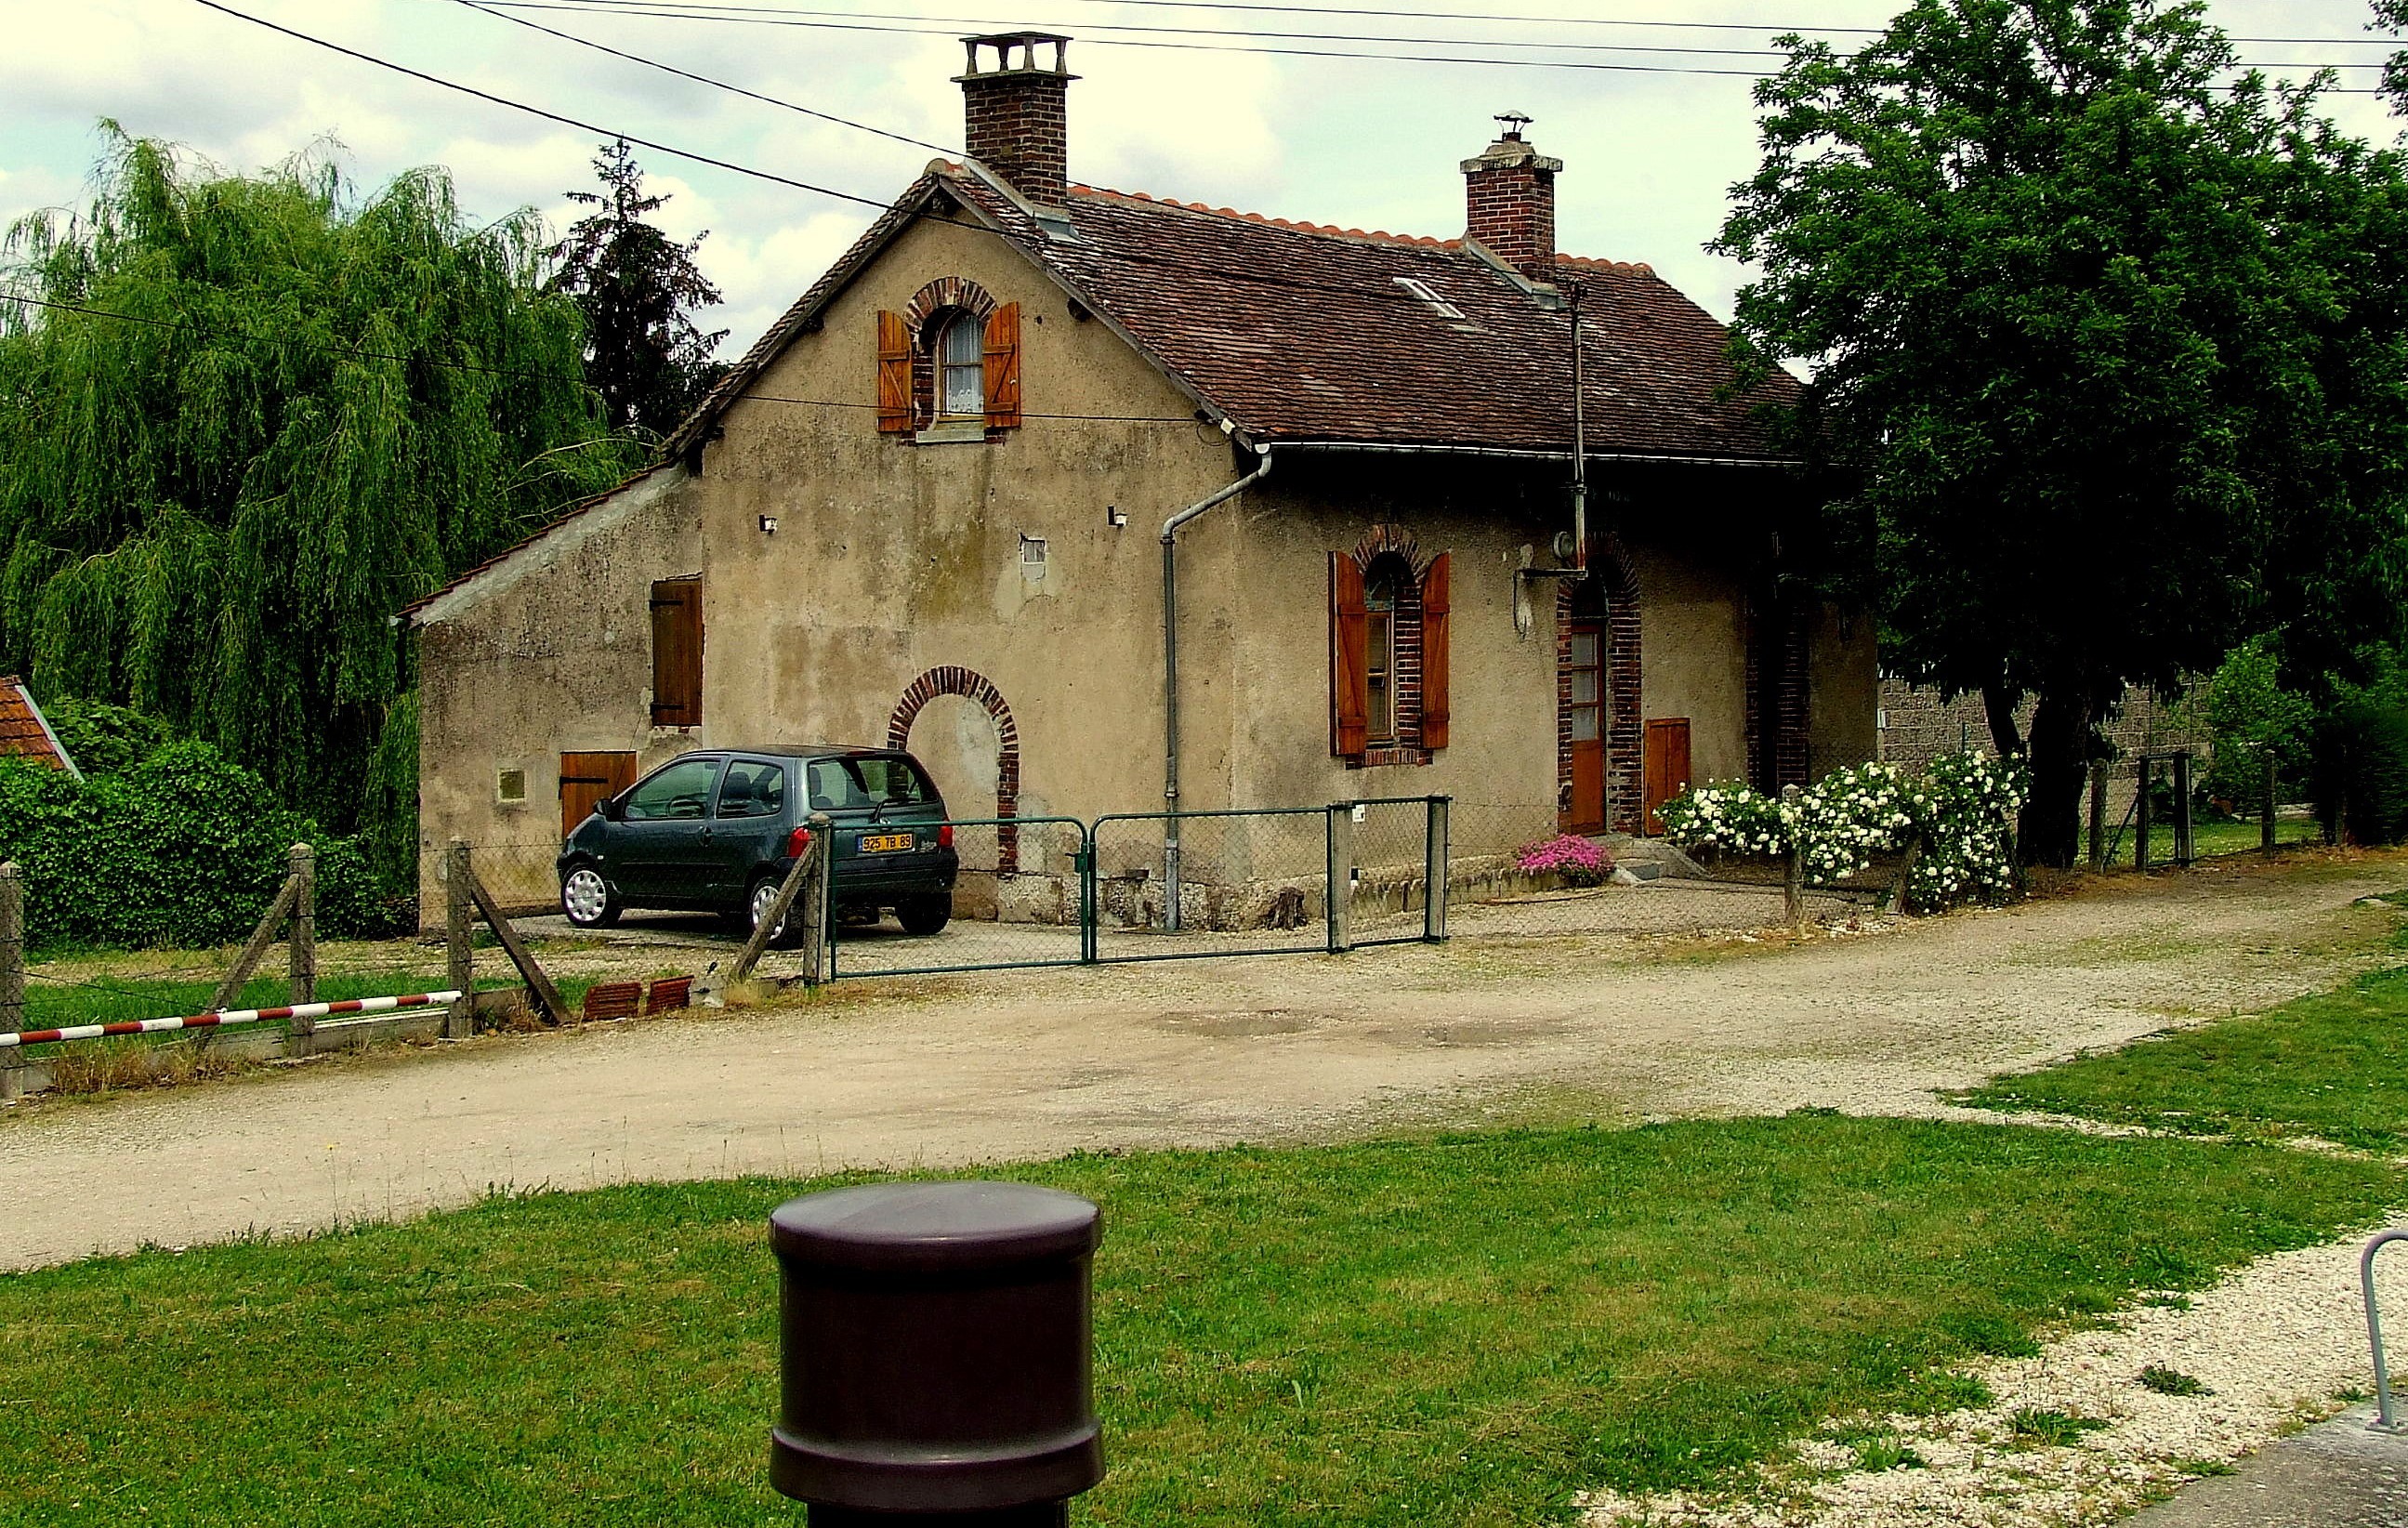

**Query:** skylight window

left=1392, top=276, right=1467, bottom=321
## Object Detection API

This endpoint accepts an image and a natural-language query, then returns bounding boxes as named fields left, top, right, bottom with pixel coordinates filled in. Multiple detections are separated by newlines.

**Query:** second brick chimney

left=1462, top=113, right=1561, bottom=279
left=958, top=33, right=1077, bottom=206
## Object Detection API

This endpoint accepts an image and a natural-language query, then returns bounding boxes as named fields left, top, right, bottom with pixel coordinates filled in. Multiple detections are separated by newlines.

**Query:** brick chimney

left=1462, top=112, right=1561, bottom=279
left=958, top=33, right=1077, bottom=206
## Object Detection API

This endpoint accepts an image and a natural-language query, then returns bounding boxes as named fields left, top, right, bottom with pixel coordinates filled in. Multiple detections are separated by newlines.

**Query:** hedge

left=0, top=741, right=405, bottom=950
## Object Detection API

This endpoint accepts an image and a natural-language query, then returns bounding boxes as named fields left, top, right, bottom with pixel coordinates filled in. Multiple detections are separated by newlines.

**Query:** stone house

left=403, top=33, right=1878, bottom=918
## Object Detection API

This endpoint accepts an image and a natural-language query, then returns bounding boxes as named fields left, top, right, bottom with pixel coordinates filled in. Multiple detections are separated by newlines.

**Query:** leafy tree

left=2189, top=634, right=2314, bottom=806
left=0, top=129, right=639, bottom=838
left=1715, top=0, right=2408, bottom=865
left=548, top=140, right=728, bottom=441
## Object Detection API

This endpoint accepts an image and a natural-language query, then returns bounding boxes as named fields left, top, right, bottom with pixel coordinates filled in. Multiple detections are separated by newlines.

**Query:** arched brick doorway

left=888, top=666, right=1020, bottom=872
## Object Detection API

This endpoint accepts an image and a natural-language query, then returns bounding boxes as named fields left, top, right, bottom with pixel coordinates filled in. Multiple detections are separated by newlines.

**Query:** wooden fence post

left=459, top=862, right=569, bottom=1026
left=2088, top=760, right=2109, bottom=874
left=1782, top=784, right=1805, bottom=929
left=0, top=863, right=21, bottom=1102
left=208, top=863, right=304, bottom=1016
left=2171, top=752, right=2194, bottom=866
left=1887, top=836, right=1923, bottom=916
left=717, top=822, right=830, bottom=1001
left=2263, top=748, right=2279, bottom=855
left=2135, top=757, right=2153, bottom=873
left=283, top=844, right=317, bottom=1056
left=797, top=811, right=833, bottom=985
left=446, top=838, right=474, bottom=1040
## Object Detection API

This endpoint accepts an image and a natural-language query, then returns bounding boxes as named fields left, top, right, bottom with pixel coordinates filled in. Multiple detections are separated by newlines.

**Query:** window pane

left=941, top=315, right=984, bottom=415
left=1572, top=670, right=1599, bottom=705
left=1571, top=706, right=1599, bottom=742
left=717, top=759, right=786, bottom=818
left=625, top=757, right=721, bottom=821
left=1570, top=633, right=1599, bottom=667
left=808, top=757, right=935, bottom=812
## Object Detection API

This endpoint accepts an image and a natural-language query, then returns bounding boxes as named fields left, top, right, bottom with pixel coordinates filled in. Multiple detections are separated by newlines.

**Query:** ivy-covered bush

left=37, top=696, right=179, bottom=778
left=0, top=741, right=406, bottom=950
left=1657, top=752, right=2029, bottom=913
left=2314, top=701, right=2408, bottom=846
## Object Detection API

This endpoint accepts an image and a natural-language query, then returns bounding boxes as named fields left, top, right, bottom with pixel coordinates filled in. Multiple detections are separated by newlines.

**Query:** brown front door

left=1562, top=623, right=1606, bottom=834
left=559, top=751, right=637, bottom=837
left=1643, top=718, right=1691, bottom=836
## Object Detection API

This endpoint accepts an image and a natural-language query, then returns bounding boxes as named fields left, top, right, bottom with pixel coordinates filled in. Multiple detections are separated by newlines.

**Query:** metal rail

left=2365, top=1228, right=2408, bottom=1431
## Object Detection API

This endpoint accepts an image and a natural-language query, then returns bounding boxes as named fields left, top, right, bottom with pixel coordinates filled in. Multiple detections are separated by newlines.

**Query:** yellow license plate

left=859, top=832, right=915, bottom=854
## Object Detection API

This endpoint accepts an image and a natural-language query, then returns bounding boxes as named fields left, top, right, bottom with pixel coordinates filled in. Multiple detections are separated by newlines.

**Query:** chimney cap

left=959, top=31, right=1076, bottom=78
left=1494, top=111, right=1533, bottom=139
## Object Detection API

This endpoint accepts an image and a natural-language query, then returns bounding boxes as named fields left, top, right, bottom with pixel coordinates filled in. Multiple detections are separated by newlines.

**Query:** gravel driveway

left=1, top=851, right=2401, bottom=1272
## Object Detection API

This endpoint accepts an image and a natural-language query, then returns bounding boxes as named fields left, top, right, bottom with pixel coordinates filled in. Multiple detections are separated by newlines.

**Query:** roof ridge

left=1066, top=184, right=1460, bottom=250
left=1555, top=252, right=1654, bottom=276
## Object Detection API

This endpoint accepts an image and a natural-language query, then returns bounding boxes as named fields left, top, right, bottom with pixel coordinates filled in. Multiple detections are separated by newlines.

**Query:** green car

left=557, top=746, right=958, bottom=945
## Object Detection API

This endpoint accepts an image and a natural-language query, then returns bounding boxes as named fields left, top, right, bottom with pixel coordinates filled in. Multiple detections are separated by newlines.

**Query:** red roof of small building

left=0, top=678, right=78, bottom=777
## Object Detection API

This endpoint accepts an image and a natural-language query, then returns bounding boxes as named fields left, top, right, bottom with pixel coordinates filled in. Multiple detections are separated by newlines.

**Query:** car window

left=806, top=757, right=936, bottom=812
left=717, top=758, right=787, bottom=819
left=623, top=757, right=722, bottom=821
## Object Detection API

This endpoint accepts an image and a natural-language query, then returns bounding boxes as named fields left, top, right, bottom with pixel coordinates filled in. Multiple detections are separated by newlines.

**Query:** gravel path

left=2, top=851, right=2399, bottom=1272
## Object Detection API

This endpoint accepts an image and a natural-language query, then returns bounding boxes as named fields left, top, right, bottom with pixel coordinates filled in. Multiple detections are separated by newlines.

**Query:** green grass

left=0, top=1116, right=2395, bottom=1527
left=2096, top=815, right=2320, bottom=868
left=1960, top=963, right=2408, bottom=1151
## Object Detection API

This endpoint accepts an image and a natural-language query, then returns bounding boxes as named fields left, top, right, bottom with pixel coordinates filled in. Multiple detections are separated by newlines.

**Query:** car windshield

left=807, top=757, right=935, bottom=813
left=623, top=757, right=721, bottom=821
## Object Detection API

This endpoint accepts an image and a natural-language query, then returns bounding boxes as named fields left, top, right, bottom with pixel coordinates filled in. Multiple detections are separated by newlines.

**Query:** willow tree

left=1716, top=0, right=2408, bottom=865
left=0, top=129, right=639, bottom=834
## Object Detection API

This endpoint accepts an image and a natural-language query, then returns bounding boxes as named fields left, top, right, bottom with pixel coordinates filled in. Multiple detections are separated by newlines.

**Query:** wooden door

left=1643, top=718, right=1691, bottom=836
left=559, top=751, right=637, bottom=838
left=1561, top=623, right=1606, bottom=833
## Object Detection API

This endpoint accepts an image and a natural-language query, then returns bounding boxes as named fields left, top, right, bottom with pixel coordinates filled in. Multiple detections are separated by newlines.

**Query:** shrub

left=0, top=741, right=407, bottom=950
left=2314, top=701, right=2408, bottom=846
left=1514, top=835, right=1615, bottom=888
left=36, top=696, right=178, bottom=777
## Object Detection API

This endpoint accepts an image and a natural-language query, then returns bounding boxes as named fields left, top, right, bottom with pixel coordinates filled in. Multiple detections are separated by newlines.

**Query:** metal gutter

left=1160, top=444, right=1275, bottom=929
left=1265, top=440, right=1801, bottom=469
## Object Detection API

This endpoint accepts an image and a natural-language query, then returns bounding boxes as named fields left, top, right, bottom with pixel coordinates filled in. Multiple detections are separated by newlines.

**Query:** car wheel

left=750, top=876, right=805, bottom=949
left=561, top=864, right=620, bottom=929
left=897, top=893, right=951, bottom=937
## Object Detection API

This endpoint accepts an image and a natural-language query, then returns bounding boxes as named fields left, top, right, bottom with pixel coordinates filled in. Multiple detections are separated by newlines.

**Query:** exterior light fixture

left=1107, top=506, right=1126, bottom=528
left=759, top=515, right=779, bottom=533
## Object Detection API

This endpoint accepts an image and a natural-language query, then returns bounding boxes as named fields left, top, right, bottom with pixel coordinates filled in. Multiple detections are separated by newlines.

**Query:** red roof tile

left=0, top=678, right=76, bottom=776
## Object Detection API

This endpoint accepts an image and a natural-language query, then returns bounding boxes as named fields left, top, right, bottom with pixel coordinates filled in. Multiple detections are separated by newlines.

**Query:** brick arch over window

left=903, top=276, right=996, bottom=332
left=1558, top=534, right=1645, bottom=834
left=877, top=278, right=1021, bottom=435
left=887, top=665, right=1021, bottom=873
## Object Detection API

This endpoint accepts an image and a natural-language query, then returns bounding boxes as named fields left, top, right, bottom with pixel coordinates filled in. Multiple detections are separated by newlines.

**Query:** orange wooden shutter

left=1331, top=553, right=1369, bottom=757
left=1419, top=552, right=1451, bottom=750
left=875, top=310, right=913, bottom=433
left=649, top=579, right=704, bottom=727
left=983, top=302, right=1022, bottom=429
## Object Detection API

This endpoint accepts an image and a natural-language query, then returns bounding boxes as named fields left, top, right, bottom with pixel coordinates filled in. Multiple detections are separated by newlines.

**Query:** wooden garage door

left=559, top=751, right=637, bottom=838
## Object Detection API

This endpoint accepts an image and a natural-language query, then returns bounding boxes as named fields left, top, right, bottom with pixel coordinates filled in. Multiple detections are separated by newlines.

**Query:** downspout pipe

left=1162, top=443, right=1274, bottom=930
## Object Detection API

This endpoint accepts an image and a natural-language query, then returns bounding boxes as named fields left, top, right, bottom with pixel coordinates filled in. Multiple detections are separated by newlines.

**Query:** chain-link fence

left=1091, top=808, right=1337, bottom=962
left=823, top=817, right=1090, bottom=980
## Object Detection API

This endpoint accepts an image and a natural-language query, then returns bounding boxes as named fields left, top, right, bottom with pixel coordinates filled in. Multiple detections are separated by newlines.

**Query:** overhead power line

left=493, top=0, right=2395, bottom=82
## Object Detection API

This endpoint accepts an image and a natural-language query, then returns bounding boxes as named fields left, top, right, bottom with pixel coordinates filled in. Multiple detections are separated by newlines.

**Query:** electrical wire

left=511, top=0, right=2395, bottom=76
left=448, top=0, right=958, bottom=151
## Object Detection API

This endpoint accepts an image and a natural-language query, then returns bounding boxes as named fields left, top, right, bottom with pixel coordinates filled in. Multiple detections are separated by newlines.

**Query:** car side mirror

left=597, top=797, right=625, bottom=823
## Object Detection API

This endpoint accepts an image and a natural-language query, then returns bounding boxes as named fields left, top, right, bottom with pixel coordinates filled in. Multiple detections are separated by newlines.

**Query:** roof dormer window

left=1393, top=276, right=1467, bottom=321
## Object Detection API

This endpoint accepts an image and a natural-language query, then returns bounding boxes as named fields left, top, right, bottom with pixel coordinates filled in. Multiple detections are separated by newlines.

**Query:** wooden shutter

left=1419, top=553, right=1451, bottom=750
left=875, top=310, right=913, bottom=433
left=1331, top=553, right=1369, bottom=757
left=650, top=579, right=704, bottom=728
left=983, top=302, right=1022, bottom=429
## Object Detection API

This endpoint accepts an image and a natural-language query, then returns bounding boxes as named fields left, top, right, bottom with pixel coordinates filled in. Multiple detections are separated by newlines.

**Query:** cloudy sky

left=5, top=0, right=2403, bottom=353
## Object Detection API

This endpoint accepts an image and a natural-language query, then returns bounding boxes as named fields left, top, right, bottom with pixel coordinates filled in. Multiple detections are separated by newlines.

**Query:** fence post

left=446, top=838, right=474, bottom=1040
left=0, top=862, right=20, bottom=1102
left=2135, top=757, right=2153, bottom=873
left=2173, top=752, right=2195, bottom=865
left=1781, top=784, right=1804, bottom=929
left=283, top=844, right=317, bottom=1056
left=2088, top=760, right=2109, bottom=873
left=1423, top=796, right=1450, bottom=942
left=797, top=811, right=833, bottom=986
left=2263, top=748, right=2279, bottom=855
left=1326, top=803, right=1354, bottom=954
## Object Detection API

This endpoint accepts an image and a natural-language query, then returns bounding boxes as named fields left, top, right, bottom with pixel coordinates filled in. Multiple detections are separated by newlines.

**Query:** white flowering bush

left=1655, top=752, right=2030, bottom=913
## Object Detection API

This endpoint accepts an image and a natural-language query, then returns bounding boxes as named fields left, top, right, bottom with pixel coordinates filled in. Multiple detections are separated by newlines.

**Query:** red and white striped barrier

left=0, top=990, right=464, bottom=1049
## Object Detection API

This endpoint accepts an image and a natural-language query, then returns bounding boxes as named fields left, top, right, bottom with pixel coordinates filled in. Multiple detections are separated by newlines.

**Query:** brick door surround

left=887, top=666, right=1022, bottom=872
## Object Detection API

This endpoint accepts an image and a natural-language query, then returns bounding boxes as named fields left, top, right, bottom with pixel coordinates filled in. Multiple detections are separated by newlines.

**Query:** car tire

left=749, top=875, right=806, bottom=950
left=897, top=893, right=951, bottom=937
left=561, top=863, right=621, bottom=929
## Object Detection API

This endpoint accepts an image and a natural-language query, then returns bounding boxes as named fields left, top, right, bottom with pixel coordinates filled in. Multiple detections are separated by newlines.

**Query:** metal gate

left=820, top=798, right=1449, bottom=981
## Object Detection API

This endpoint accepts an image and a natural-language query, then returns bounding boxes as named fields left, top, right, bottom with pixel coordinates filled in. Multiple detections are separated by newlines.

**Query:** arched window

left=937, top=310, right=985, bottom=417
left=1363, top=554, right=1408, bottom=744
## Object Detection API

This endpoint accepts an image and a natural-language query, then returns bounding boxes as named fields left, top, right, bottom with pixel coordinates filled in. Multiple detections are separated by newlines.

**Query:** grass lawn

left=1962, top=940, right=2408, bottom=1152
left=2096, top=815, right=2322, bottom=868
left=0, top=1116, right=2396, bottom=1527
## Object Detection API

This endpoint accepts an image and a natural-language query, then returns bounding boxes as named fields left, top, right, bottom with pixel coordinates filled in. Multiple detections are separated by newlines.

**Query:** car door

left=611, top=754, right=725, bottom=902
left=709, top=757, right=793, bottom=900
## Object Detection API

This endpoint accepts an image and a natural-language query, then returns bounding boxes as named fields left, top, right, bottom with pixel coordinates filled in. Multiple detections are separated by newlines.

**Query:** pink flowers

left=1515, top=834, right=1615, bottom=888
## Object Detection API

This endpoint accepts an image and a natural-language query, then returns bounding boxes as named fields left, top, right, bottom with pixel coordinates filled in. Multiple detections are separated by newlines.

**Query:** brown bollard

left=770, top=1182, right=1104, bottom=1526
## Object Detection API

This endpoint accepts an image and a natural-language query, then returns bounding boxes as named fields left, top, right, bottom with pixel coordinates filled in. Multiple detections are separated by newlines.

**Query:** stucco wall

left=1808, top=602, right=1881, bottom=779
left=414, top=467, right=705, bottom=911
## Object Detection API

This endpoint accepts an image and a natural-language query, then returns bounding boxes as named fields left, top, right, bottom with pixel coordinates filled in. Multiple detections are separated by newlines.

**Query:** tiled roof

left=0, top=678, right=77, bottom=777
